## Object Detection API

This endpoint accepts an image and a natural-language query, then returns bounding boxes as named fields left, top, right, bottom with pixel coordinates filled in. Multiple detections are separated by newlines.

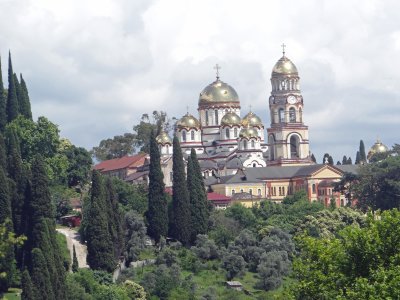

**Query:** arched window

left=205, top=111, right=209, bottom=125
left=191, top=131, right=195, bottom=141
left=253, top=163, right=256, bottom=167
left=279, top=108, right=285, bottom=123
left=268, top=134, right=276, bottom=161
left=249, top=189, right=252, bottom=195
left=234, top=128, right=238, bottom=137
left=251, top=140, right=255, bottom=148
left=243, top=140, right=248, bottom=150
left=290, top=135, right=300, bottom=158
left=299, top=108, right=302, bottom=123
left=258, top=189, right=261, bottom=196
left=312, top=184, right=316, bottom=194
left=289, top=107, right=296, bottom=122
left=166, top=145, right=169, bottom=154
left=214, top=110, right=219, bottom=125
left=226, top=128, right=230, bottom=139
left=232, top=190, right=235, bottom=195
left=182, top=131, right=186, bottom=142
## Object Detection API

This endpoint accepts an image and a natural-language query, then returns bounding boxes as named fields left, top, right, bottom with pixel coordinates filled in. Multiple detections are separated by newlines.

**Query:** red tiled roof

left=207, top=192, right=231, bottom=202
left=94, top=153, right=148, bottom=172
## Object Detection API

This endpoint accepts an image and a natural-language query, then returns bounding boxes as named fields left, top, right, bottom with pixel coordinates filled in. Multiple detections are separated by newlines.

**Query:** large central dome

left=198, top=79, right=240, bottom=106
left=272, top=56, right=298, bottom=76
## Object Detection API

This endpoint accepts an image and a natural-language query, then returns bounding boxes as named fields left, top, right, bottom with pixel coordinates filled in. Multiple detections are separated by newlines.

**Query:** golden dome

left=367, top=139, right=389, bottom=160
left=221, top=112, right=241, bottom=126
left=272, top=56, right=298, bottom=76
left=176, top=113, right=200, bottom=129
left=241, top=111, right=263, bottom=127
left=198, top=79, right=240, bottom=106
left=156, top=131, right=172, bottom=145
left=239, top=127, right=259, bottom=139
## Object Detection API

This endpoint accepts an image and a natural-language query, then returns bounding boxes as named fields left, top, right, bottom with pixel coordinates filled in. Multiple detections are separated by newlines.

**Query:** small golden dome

left=156, top=131, right=172, bottom=145
left=239, top=127, right=259, bottom=139
left=198, top=79, right=240, bottom=106
left=241, top=111, right=263, bottom=127
left=367, top=139, right=389, bottom=160
left=272, top=56, right=298, bottom=76
left=221, top=112, right=241, bottom=126
left=176, top=113, right=200, bottom=129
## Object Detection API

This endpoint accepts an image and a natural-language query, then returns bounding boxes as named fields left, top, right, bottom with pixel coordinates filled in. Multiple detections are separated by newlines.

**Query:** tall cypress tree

left=187, top=149, right=208, bottom=242
left=13, top=73, right=23, bottom=115
left=30, top=248, right=54, bottom=300
left=72, top=245, right=79, bottom=272
left=6, top=52, right=19, bottom=123
left=86, top=170, right=116, bottom=272
left=355, top=151, right=361, bottom=164
left=170, top=136, right=191, bottom=245
left=342, top=155, right=348, bottom=165
left=359, top=140, right=366, bottom=162
left=19, top=74, right=32, bottom=120
left=105, top=177, right=124, bottom=259
left=0, top=57, right=6, bottom=131
left=146, top=131, right=168, bottom=243
left=21, top=270, right=34, bottom=300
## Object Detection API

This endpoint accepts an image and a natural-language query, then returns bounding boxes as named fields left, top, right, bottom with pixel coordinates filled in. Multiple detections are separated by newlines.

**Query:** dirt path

left=57, top=228, right=89, bottom=269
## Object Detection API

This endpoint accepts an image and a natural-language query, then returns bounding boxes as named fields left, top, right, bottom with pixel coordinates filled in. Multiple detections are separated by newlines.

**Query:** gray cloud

left=0, top=0, right=398, bottom=162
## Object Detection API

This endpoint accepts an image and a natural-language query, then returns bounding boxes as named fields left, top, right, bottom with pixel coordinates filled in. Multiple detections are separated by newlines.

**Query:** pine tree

left=355, top=151, right=361, bottom=164
left=342, top=155, right=348, bottom=165
left=19, top=74, right=32, bottom=120
left=336, top=161, right=341, bottom=165
left=187, top=149, right=208, bottom=242
left=310, top=153, right=316, bottom=163
left=30, top=248, right=54, bottom=300
left=72, top=244, right=79, bottom=272
left=146, top=131, right=168, bottom=243
left=359, top=140, right=366, bottom=162
left=170, top=136, right=191, bottom=245
left=21, top=270, right=34, bottom=300
left=6, top=52, right=19, bottom=123
left=105, top=177, right=124, bottom=259
left=86, top=170, right=116, bottom=272
left=0, top=57, right=6, bottom=132
left=347, top=157, right=352, bottom=165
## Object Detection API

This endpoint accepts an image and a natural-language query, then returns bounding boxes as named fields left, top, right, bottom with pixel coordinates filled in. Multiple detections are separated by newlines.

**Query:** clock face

left=287, top=95, right=297, bottom=104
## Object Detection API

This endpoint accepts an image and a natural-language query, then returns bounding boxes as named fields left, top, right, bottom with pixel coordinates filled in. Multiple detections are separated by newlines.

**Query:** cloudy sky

left=0, top=0, right=399, bottom=162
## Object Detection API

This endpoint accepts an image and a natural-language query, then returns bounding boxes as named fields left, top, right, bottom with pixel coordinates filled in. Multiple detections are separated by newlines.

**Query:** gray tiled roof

left=335, top=164, right=359, bottom=175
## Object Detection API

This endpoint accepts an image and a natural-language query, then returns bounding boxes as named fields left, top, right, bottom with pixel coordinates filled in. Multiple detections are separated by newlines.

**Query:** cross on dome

left=214, top=64, right=221, bottom=80
left=281, top=43, right=286, bottom=56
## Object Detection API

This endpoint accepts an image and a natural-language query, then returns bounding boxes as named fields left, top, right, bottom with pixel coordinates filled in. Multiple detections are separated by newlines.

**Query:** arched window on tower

left=290, top=135, right=300, bottom=158
left=215, top=110, right=219, bottom=125
left=243, top=140, right=248, bottom=150
left=226, top=128, right=230, bottom=139
left=182, top=131, right=187, bottom=142
left=191, top=131, right=195, bottom=141
left=234, top=128, right=238, bottom=138
left=279, top=108, right=285, bottom=123
left=289, top=107, right=296, bottom=122
left=251, top=140, right=255, bottom=148
left=269, top=134, right=276, bottom=161
left=205, top=111, right=209, bottom=125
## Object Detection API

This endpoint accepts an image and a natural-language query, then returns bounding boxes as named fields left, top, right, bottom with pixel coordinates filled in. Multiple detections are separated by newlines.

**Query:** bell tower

left=266, top=46, right=312, bottom=166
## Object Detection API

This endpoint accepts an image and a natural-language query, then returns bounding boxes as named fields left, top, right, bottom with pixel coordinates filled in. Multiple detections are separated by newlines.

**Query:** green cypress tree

left=30, top=155, right=54, bottom=221
left=0, top=133, right=7, bottom=170
left=19, top=74, right=32, bottom=120
left=105, top=177, right=124, bottom=259
left=30, top=248, right=54, bottom=300
left=342, top=155, right=348, bottom=165
left=13, top=73, right=23, bottom=115
left=21, top=270, right=34, bottom=300
left=355, top=151, right=361, bottom=164
left=310, top=153, right=316, bottom=163
left=359, top=140, right=366, bottom=162
left=86, top=170, right=116, bottom=272
left=187, top=149, right=208, bottom=242
left=170, top=136, right=191, bottom=245
left=72, top=244, right=79, bottom=272
left=6, top=52, right=19, bottom=123
left=347, top=157, right=352, bottom=165
left=0, top=57, right=6, bottom=132
left=0, top=167, right=11, bottom=224
left=146, top=131, right=168, bottom=243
